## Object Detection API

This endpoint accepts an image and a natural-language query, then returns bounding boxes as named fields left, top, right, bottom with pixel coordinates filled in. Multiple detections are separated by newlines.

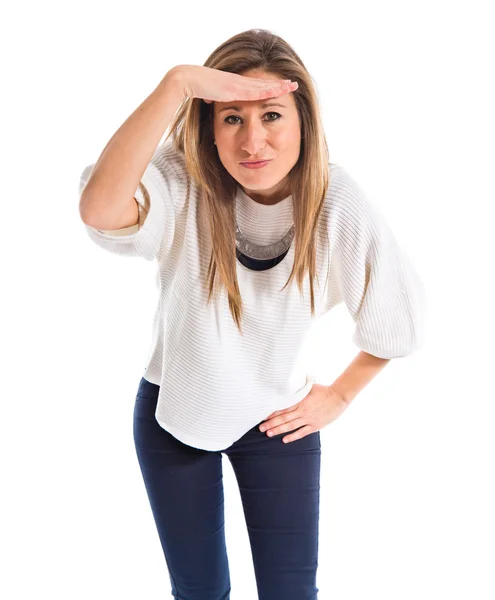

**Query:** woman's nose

left=241, top=130, right=267, bottom=155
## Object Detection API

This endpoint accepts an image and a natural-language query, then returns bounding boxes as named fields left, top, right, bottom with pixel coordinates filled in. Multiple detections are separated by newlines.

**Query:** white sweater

left=79, top=141, right=425, bottom=451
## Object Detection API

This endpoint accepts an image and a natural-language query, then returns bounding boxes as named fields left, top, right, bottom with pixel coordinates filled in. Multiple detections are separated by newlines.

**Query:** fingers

left=282, top=81, right=299, bottom=93
left=201, top=79, right=297, bottom=105
left=253, top=81, right=298, bottom=101
left=260, top=80, right=298, bottom=92
left=265, top=80, right=299, bottom=98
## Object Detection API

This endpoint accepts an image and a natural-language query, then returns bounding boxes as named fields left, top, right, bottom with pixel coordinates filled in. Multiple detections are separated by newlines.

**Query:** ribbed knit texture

left=79, top=141, right=425, bottom=451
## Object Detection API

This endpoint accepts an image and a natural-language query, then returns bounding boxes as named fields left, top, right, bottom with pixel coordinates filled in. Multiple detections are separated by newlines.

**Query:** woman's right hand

left=169, top=65, right=298, bottom=104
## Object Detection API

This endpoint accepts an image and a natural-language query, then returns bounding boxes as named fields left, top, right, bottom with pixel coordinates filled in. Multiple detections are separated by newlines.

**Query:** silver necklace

left=235, top=221, right=295, bottom=260
left=235, top=181, right=294, bottom=260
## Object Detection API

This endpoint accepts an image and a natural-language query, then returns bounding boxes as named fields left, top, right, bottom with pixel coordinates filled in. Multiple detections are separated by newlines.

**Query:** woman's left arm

left=330, top=350, right=391, bottom=404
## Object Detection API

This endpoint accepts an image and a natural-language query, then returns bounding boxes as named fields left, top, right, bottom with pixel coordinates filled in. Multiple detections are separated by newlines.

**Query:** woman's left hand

left=259, top=383, right=349, bottom=443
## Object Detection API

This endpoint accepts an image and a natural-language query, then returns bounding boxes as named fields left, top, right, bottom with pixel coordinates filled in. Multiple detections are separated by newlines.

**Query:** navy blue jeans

left=133, top=376, right=321, bottom=600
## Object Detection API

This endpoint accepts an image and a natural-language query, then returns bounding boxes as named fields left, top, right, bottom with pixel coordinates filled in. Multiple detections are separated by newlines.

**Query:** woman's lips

left=240, top=160, right=272, bottom=169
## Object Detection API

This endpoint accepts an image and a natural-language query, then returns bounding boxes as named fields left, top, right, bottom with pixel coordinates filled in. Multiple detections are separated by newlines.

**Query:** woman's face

left=212, top=69, right=301, bottom=206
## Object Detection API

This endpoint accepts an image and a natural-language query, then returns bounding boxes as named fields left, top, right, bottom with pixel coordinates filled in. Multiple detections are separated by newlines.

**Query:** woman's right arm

left=79, top=66, right=185, bottom=231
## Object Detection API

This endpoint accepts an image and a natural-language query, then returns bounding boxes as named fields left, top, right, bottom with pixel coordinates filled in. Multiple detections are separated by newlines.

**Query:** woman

left=79, top=28, right=425, bottom=600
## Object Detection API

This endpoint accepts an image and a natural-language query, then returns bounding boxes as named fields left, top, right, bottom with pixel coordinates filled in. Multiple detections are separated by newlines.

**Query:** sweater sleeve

left=325, top=165, right=426, bottom=359
left=91, top=196, right=145, bottom=237
left=78, top=141, right=181, bottom=261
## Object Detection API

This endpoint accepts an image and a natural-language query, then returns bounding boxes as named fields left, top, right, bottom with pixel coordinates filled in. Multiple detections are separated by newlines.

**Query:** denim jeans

left=133, top=376, right=321, bottom=600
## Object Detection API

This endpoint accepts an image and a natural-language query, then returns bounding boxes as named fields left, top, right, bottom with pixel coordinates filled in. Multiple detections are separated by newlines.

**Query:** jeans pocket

left=135, top=394, right=156, bottom=402
left=134, top=394, right=158, bottom=420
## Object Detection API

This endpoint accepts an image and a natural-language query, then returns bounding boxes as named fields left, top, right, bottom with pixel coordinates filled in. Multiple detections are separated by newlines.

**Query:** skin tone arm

left=79, top=67, right=185, bottom=230
left=330, top=350, right=391, bottom=404
left=258, top=350, right=391, bottom=443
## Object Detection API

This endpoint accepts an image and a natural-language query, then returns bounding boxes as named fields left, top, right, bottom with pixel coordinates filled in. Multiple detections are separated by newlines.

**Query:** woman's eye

left=224, top=112, right=281, bottom=124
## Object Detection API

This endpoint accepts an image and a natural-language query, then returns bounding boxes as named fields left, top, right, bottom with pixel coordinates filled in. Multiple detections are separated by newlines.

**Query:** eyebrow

left=217, top=102, right=288, bottom=114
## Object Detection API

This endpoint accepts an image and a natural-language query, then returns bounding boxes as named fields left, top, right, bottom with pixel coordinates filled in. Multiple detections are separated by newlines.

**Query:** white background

left=2, top=0, right=494, bottom=598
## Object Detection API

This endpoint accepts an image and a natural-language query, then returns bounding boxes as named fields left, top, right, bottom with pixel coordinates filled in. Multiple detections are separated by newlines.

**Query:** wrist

left=161, top=66, right=187, bottom=101
left=329, top=383, right=353, bottom=405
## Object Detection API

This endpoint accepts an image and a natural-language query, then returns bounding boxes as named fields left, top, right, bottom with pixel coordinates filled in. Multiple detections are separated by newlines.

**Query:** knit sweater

left=79, top=141, right=425, bottom=451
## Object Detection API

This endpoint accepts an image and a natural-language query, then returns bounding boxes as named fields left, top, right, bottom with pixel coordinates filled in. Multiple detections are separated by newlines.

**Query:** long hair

left=165, top=28, right=330, bottom=335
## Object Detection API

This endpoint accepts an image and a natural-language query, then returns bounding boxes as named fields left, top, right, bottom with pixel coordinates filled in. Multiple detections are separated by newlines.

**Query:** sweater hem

left=152, top=373, right=318, bottom=453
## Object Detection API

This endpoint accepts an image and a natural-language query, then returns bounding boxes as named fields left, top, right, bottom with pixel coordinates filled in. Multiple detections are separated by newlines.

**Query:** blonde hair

left=165, top=28, right=330, bottom=335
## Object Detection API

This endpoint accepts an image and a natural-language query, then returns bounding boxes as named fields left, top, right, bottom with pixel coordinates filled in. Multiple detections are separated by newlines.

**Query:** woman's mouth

left=240, top=160, right=272, bottom=169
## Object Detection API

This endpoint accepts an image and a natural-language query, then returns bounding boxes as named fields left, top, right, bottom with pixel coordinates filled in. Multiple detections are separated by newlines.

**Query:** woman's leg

left=224, top=423, right=321, bottom=600
left=132, top=377, right=231, bottom=600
